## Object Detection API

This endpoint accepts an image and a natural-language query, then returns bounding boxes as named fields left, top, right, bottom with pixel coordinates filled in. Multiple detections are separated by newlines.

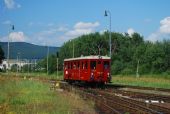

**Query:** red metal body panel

left=64, top=56, right=111, bottom=83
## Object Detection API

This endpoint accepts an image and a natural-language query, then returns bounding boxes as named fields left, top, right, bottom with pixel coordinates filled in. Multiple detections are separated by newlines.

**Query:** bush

left=11, top=64, right=18, bottom=72
left=165, top=69, right=170, bottom=75
left=121, top=68, right=134, bottom=75
left=138, top=64, right=151, bottom=74
left=111, top=60, right=124, bottom=75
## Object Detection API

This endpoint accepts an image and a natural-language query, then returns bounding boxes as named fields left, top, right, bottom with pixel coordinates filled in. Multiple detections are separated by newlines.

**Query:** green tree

left=39, top=32, right=169, bottom=75
left=11, top=64, right=18, bottom=72
left=0, top=46, right=4, bottom=64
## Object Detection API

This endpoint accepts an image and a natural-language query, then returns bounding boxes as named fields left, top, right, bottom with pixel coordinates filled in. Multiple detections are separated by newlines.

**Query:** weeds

left=0, top=76, right=96, bottom=114
left=112, top=75, right=170, bottom=89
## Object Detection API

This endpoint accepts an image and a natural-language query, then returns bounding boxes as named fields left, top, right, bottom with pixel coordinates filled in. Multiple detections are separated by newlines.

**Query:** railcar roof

left=64, top=56, right=110, bottom=61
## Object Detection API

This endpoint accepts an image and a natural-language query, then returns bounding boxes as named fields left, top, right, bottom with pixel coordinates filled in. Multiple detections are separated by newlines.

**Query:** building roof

left=64, top=55, right=110, bottom=61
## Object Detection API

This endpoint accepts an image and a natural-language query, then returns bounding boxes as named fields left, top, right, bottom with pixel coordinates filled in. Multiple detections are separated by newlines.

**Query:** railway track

left=58, top=81, right=170, bottom=114
left=111, top=89, right=170, bottom=103
left=106, top=84, right=170, bottom=93
left=83, top=90, right=160, bottom=114
left=83, top=88, right=170, bottom=114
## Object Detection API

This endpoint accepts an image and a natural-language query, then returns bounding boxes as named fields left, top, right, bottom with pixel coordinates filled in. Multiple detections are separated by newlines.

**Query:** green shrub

left=121, top=68, right=134, bottom=75
left=139, top=64, right=151, bottom=74
left=111, top=60, right=124, bottom=74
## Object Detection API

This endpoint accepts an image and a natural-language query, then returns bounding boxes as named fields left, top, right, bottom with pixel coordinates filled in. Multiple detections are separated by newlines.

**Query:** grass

left=0, top=71, right=64, bottom=80
left=0, top=75, right=95, bottom=114
left=111, top=75, right=170, bottom=89
left=1, top=71, right=170, bottom=89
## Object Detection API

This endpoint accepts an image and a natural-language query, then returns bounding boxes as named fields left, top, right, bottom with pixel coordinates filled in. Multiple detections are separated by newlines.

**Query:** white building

left=0, top=59, right=37, bottom=70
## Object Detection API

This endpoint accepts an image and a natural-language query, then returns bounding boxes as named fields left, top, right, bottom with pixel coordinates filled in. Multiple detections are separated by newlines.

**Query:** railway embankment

left=58, top=80, right=170, bottom=114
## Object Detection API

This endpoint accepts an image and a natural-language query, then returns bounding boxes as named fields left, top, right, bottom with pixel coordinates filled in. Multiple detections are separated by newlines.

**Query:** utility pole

left=56, top=52, right=59, bottom=79
left=56, top=52, right=59, bottom=78
left=7, top=25, right=14, bottom=73
left=30, top=60, right=31, bottom=73
left=27, top=59, right=29, bottom=75
left=34, top=59, right=36, bottom=72
left=47, top=46, right=49, bottom=75
left=136, top=60, right=139, bottom=78
left=19, top=53, right=21, bottom=72
left=73, top=40, right=74, bottom=58
left=104, top=10, right=112, bottom=58
left=17, top=53, right=19, bottom=73
left=104, top=10, right=112, bottom=82
left=70, top=40, right=74, bottom=58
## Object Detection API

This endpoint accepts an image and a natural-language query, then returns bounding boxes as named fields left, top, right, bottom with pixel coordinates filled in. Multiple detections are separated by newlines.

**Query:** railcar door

left=77, top=61, right=80, bottom=81
left=90, top=61, right=96, bottom=81
left=96, top=60, right=103, bottom=82
left=80, top=60, right=88, bottom=81
left=64, top=62, right=67, bottom=80
left=103, top=61, right=111, bottom=82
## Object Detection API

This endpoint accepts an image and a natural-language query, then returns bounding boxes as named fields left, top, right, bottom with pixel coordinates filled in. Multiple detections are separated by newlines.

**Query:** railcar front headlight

left=66, top=71, right=68, bottom=75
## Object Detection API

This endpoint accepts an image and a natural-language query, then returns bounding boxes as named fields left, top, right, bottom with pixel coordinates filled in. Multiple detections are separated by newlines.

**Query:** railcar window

left=90, top=61, right=96, bottom=69
left=85, top=61, right=88, bottom=69
left=74, top=62, right=76, bottom=69
left=104, top=61, right=109, bottom=69
left=71, top=62, right=73, bottom=69
left=81, top=62, right=84, bottom=69
left=65, top=63, right=68, bottom=69
left=78, top=62, right=80, bottom=69
left=68, top=63, right=70, bottom=69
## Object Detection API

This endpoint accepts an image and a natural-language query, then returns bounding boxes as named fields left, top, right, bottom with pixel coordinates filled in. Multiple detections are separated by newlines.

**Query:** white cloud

left=44, top=22, right=99, bottom=45
left=57, top=26, right=68, bottom=32
left=47, top=23, right=55, bottom=27
left=4, top=0, right=14, bottom=9
left=66, top=29, right=93, bottom=37
left=28, top=22, right=45, bottom=27
left=29, top=28, right=61, bottom=46
left=40, top=29, right=57, bottom=35
left=74, top=22, right=100, bottom=29
left=0, top=21, right=100, bottom=47
left=65, top=21, right=100, bottom=39
left=2, top=20, right=11, bottom=25
left=159, top=17, right=170, bottom=34
left=144, top=18, right=152, bottom=23
left=9, top=32, right=26, bottom=42
left=16, top=4, right=21, bottom=8
left=0, top=31, right=27, bottom=42
left=4, top=0, right=21, bottom=9
left=99, top=29, right=107, bottom=34
left=37, top=26, right=68, bottom=36
left=147, top=32, right=170, bottom=42
left=147, top=17, right=170, bottom=42
left=127, top=28, right=135, bottom=36
left=147, top=32, right=160, bottom=42
left=28, top=22, right=34, bottom=26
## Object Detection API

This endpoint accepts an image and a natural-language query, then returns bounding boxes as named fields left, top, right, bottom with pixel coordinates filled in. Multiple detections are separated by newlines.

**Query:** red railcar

left=64, top=56, right=111, bottom=84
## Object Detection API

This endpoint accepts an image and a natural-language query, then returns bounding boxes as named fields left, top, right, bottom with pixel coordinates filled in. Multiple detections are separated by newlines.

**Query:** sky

left=0, top=0, right=170, bottom=47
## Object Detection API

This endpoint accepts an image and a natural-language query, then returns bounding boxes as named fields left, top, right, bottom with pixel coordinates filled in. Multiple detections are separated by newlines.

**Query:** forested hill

left=59, top=32, right=170, bottom=75
left=0, top=42, right=59, bottom=60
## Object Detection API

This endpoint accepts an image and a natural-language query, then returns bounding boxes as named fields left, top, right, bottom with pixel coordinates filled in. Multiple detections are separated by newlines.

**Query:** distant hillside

left=0, top=42, right=59, bottom=59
